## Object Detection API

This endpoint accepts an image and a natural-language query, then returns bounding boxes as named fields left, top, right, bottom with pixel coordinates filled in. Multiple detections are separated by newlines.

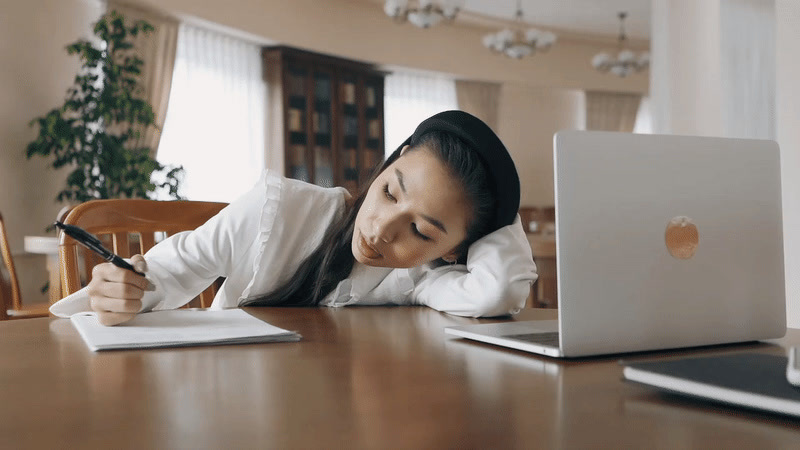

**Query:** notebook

left=70, top=309, right=301, bottom=351
left=622, top=353, right=800, bottom=418
left=445, top=131, right=786, bottom=357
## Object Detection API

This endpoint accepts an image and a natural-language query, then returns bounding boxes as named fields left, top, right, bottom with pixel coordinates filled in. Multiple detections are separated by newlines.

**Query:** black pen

left=54, top=221, right=145, bottom=276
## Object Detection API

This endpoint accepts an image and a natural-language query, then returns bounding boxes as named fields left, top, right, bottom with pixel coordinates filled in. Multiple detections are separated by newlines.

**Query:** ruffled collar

left=321, top=262, right=393, bottom=307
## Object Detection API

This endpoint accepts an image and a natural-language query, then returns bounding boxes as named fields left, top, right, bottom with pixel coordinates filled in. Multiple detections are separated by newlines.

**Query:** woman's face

left=352, top=146, right=471, bottom=268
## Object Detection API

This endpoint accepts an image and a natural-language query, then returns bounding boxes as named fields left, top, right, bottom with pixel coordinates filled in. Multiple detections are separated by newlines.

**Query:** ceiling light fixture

left=384, top=0, right=464, bottom=29
left=591, top=12, right=649, bottom=77
left=482, top=0, right=557, bottom=59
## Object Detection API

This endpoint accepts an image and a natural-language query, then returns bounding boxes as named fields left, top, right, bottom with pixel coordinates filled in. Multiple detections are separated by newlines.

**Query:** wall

left=497, top=85, right=585, bottom=207
left=776, top=0, right=800, bottom=327
left=0, top=0, right=104, bottom=304
left=118, top=0, right=648, bottom=94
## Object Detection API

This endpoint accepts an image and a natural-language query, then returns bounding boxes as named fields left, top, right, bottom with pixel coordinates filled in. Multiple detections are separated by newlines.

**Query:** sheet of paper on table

left=70, top=309, right=301, bottom=351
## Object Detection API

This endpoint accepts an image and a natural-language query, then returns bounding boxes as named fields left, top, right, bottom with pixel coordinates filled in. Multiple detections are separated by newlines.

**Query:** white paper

left=70, top=309, right=301, bottom=351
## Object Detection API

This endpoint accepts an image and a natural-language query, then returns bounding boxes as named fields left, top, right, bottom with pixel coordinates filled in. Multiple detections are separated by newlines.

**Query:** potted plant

left=26, top=10, right=183, bottom=203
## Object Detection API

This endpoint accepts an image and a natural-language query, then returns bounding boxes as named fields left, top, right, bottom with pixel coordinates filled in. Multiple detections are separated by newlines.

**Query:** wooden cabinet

left=262, top=46, right=386, bottom=194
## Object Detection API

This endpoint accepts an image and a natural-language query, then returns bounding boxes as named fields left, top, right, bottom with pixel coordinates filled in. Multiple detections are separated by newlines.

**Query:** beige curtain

left=585, top=91, right=642, bottom=132
left=107, top=1, right=178, bottom=158
left=455, top=80, right=501, bottom=131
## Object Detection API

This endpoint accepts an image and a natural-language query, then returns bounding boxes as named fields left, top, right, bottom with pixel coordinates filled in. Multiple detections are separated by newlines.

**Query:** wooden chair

left=519, top=206, right=559, bottom=309
left=59, top=199, right=228, bottom=308
left=0, top=276, right=9, bottom=320
left=0, top=212, right=50, bottom=320
left=518, top=206, right=538, bottom=233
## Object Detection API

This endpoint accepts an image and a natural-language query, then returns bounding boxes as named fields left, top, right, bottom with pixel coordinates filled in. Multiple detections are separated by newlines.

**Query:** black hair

left=240, top=130, right=495, bottom=307
left=414, top=131, right=495, bottom=263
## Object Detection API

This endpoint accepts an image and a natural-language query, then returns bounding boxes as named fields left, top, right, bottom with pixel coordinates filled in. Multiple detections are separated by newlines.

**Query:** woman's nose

left=373, top=214, right=400, bottom=243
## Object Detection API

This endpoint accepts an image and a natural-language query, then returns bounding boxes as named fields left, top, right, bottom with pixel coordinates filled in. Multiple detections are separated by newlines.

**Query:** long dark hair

left=240, top=130, right=495, bottom=307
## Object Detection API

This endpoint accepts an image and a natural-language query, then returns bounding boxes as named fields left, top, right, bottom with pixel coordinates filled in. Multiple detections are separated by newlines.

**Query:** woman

left=50, top=110, right=538, bottom=325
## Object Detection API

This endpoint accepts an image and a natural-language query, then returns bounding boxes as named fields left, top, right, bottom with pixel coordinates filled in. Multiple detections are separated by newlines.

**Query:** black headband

left=384, top=110, right=520, bottom=233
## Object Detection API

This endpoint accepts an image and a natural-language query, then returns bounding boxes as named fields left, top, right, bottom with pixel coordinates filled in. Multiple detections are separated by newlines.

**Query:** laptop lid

left=554, top=131, right=785, bottom=357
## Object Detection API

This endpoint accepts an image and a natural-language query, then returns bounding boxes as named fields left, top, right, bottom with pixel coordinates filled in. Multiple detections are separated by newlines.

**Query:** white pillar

left=720, top=0, right=775, bottom=140
left=776, top=0, right=800, bottom=328
left=650, top=0, right=775, bottom=139
left=650, top=0, right=723, bottom=136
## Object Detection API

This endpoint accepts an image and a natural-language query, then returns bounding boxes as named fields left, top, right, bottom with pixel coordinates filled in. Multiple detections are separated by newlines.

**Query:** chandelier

left=591, top=12, right=649, bottom=77
left=384, top=0, right=464, bottom=28
left=482, top=0, right=557, bottom=59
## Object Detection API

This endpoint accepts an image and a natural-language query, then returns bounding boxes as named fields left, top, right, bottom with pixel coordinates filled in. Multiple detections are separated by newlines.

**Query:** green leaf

left=24, top=10, right=179, bottom=202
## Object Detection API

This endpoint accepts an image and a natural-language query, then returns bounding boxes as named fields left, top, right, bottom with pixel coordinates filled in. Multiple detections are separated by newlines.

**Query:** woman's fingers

left=90, top=296, right=143, bottom=314
left=89, top=295, right=141, bottom=326
left=131, top=254, right=148, bottom=273
left=90, top=261, right=149, bottom=291
left=89, top=279, right=145, bottom=300
left=87, top=256, right=150, bottom=326
left=96, top=311, right=137, bottom=326
left=129, top=255, right=156, bottom=291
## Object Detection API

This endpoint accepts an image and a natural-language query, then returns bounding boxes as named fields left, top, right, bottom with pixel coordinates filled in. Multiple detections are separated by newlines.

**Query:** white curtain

left=584, top=91, right=642, bottom=132
left=384, top=71, right=458, bottom=155
left=157, top=23, right=266, bottom=202
left=106, top=1, right=179, bottom=159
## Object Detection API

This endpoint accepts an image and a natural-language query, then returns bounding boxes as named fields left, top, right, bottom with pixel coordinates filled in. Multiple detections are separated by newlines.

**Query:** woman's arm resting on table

left=412, top=216, right=538, bottom=317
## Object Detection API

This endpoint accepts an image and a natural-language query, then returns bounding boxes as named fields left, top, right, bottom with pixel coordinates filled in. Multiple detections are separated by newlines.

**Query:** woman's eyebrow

left=422, top=214, right=447, bottom=234
left=395, top=169, right=406, bottom=193
left=394, top=169, right=447, bottom=234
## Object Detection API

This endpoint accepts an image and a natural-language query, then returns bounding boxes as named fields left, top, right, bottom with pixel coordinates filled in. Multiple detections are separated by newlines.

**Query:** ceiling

left=387, top=0, right=652, bottom=40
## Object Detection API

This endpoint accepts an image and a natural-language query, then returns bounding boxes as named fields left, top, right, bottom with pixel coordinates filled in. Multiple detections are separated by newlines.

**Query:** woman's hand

left=86, top=254, right=150, bottom=326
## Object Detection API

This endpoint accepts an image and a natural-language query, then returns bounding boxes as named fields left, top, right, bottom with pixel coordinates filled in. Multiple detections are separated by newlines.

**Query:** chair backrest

left=0, top=211, right=22, bottom=312
left=59, top=199, right=228, bottom=308
left=0, top=281, right=8, bottom=320
left=518, top=206, right=556, bottom=234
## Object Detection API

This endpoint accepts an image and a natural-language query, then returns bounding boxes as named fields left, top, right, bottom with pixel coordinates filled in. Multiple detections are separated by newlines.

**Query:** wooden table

left=2, top=307, right=799, bottom=448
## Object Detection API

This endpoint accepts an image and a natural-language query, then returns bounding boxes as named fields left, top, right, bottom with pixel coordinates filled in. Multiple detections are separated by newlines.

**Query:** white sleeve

left=49, top=175, right=269, bottom=317
left=411, top=216, right=538, bottom=317
left=140, top=178, right=267, bottom=311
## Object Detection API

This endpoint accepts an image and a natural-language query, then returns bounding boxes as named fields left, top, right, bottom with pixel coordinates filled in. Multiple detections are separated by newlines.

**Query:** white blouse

left=50, top=170, right=537, bottom=318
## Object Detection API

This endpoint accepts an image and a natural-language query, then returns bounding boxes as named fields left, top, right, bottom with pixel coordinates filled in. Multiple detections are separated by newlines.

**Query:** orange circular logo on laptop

left=665, top=216, right=699, bottom=259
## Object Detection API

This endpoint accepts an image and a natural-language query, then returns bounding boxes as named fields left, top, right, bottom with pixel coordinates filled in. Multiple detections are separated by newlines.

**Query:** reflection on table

left=2, top=307, right=798, bottom=448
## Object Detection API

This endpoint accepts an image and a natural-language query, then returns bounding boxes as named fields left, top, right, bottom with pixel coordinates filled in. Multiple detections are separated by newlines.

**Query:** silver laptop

left=445, top=130, right=786, bottom=358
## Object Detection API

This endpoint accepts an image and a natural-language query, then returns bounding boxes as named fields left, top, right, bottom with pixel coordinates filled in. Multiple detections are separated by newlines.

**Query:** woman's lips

left=358, top=233, right=382, bottom=259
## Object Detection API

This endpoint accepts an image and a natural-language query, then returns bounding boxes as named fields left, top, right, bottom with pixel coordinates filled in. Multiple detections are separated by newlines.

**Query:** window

left=157, top=24, right=266, bottom=202
left=383, top=71, right=458, bottom=156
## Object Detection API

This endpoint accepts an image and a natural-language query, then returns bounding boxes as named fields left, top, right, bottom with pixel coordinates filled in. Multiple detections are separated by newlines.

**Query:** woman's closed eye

left=383, top=183, right=396, bottom=202
left=412, top=223, right=431, bottom=241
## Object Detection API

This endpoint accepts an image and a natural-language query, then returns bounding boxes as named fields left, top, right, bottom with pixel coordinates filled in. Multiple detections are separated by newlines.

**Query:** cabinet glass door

left=362, top=78, right=384, bottom=182
left=340, top=74, right=359, bottom=194
left=313, top=71, right=334, bottom=187
left=287, top=66, right=309, bottom=182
